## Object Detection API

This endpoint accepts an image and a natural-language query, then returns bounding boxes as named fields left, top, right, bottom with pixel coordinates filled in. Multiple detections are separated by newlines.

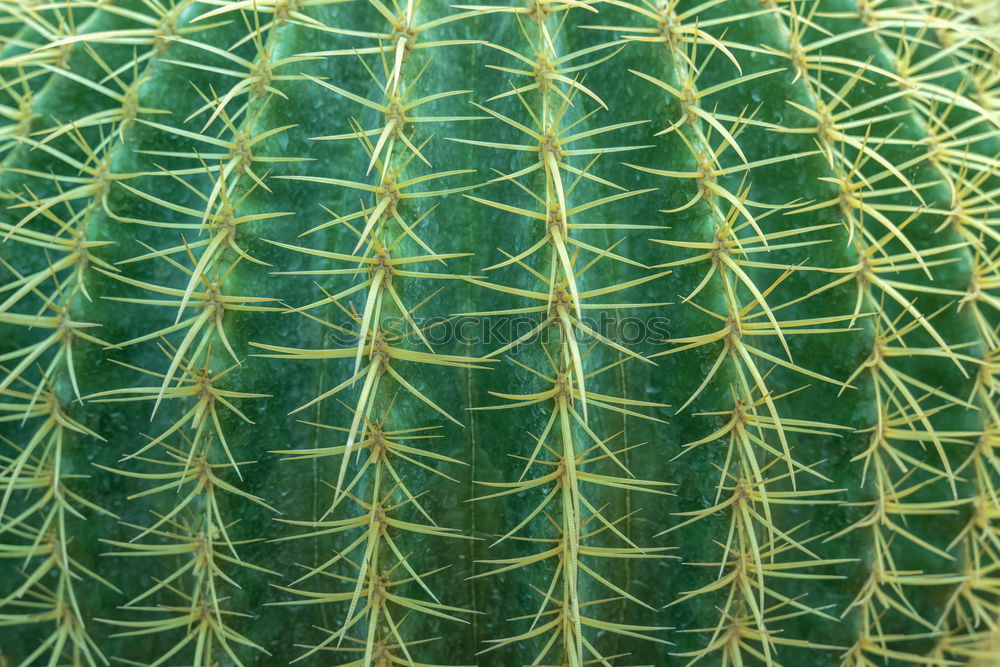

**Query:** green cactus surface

left=1, top=0, right=1000, bottom=665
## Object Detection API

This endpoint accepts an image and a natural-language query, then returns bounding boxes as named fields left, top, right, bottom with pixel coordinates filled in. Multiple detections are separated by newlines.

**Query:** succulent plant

left=1, top=0, right=999, bottom=665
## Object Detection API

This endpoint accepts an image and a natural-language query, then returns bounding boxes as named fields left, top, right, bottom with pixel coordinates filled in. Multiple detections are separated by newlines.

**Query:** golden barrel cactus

left=1, top=0, right=999, bottom=665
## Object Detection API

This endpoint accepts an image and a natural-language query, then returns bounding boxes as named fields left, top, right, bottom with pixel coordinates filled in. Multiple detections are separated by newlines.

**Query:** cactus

left=1, top=0, right=999, bottom=664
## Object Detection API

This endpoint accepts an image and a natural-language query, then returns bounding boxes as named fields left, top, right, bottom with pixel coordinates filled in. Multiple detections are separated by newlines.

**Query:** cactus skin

left=0, top=0, right=999, bottom=665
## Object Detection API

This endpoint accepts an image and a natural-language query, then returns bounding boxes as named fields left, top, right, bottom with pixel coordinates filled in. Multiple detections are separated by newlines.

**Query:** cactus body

left=1, top=0, right=999, bottom=665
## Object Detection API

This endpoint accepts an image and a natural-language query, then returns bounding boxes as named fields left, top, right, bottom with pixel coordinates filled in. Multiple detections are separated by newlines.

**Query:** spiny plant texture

left=1, top=0, right=999, bottom=665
